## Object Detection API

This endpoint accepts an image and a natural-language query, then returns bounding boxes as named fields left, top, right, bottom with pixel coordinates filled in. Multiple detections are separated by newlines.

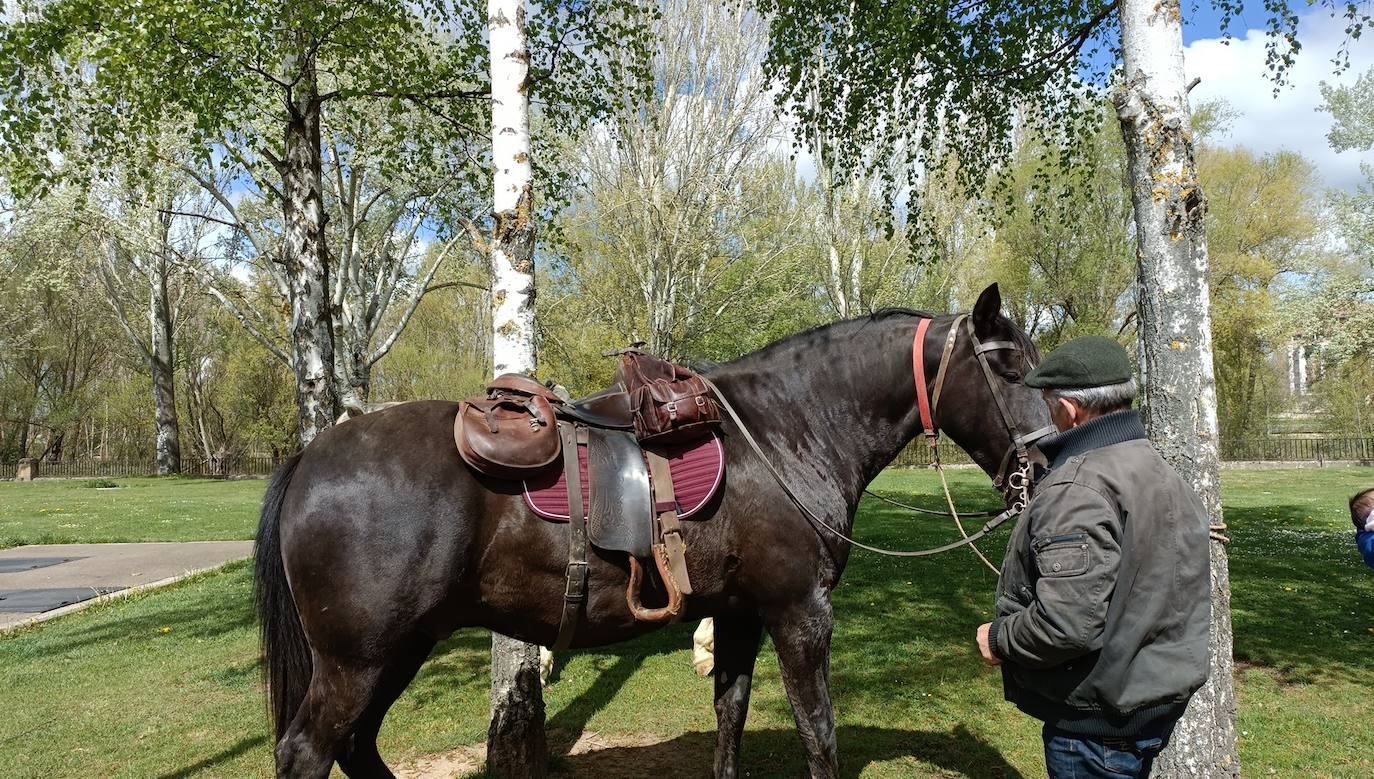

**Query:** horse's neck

left=714, top=320, right=926, bottom=511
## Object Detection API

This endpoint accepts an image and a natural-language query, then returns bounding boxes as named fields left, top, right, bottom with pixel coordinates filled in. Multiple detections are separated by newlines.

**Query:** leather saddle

left=453, top=348, right=723, bottom=650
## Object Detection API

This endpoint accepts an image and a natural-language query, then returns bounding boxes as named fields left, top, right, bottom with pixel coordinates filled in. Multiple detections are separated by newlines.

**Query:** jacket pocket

left=1032, top=532, right=1090, bottom=577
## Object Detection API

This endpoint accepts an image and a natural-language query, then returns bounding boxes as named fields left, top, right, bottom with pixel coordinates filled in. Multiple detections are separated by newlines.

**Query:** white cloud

left=1185, top=9, right=1374, bottom=191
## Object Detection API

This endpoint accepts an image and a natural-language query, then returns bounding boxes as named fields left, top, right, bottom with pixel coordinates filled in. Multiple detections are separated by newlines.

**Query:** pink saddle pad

left=524, top=433, right=725, bottom=521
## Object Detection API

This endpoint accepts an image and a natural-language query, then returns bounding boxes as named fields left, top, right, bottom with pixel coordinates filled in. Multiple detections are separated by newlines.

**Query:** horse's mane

left=713, top=309, right=938, bottom=371
left=709, top=306, right=1038, bottom=372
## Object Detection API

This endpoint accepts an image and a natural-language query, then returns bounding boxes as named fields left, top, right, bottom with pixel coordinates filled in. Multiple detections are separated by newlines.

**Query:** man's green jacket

left=989, top=410, right=1210, bottom=737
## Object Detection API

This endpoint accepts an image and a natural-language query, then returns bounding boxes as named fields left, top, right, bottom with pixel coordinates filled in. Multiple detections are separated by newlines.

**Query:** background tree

left=1200, top=144, right=1322, bottom=440
left=555, top=0, right=803, bottom=360
left=1, top=1, right=495, bottom=443
left=89, top=159, right=220, bottom=475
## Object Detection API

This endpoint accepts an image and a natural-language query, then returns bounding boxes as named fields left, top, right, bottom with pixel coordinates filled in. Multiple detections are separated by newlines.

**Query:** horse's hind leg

left=766, top=591, right=838, bottom=779
left=712, top=611, right=763, bottom=779
left=275, top=660, right=382, bottom=779
left=338, top=635, right=437, bottom=779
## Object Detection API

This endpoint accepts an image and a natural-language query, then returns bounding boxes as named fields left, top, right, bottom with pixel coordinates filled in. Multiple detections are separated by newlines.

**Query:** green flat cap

left=1025, top=335, right=1134, bottom=389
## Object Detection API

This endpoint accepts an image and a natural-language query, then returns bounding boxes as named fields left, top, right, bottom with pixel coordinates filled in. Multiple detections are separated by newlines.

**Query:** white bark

left=487, top=0, right=547, bottom=775
left=1116, top=0, right=1238, bottom=775
left=281, top=73, right=339, bottom=446
left=489, top=0, right=536, bottom=375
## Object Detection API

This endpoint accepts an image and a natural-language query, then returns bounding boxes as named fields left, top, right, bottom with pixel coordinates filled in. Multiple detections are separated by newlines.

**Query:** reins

left=699, top=313, right=1054, bottom=567
left=701, top=374, right=1022, bottom=558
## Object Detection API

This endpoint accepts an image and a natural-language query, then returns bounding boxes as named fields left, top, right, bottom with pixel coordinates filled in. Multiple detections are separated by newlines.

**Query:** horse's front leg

left=766, top=590, right=838, bottom=779
left=712, top=611, right=763, bottom=778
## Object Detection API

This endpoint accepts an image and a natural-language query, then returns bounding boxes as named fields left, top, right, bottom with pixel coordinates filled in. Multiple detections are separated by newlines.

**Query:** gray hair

left=1051, top=378, right=1137, bottom=412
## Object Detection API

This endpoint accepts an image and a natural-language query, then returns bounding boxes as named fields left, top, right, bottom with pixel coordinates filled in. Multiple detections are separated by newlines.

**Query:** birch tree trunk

left=148, top=251, right=180, bottom=475
left=487, top=0, right=547, bottom=775
left=1115, top=0, right=1239, bottom=775
left=281, top=61, right=339, bottom=446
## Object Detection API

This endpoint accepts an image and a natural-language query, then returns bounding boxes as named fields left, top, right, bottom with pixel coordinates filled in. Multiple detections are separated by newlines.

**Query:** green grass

left=0, top=467, right=1371, bottom=777
left=0, top=477, right=266, bottom=549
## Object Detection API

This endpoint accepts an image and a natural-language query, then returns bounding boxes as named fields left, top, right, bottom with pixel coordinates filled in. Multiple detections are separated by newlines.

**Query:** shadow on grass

left=1223, top=501, right=1373, bottom=684
left=153, top=734, right=268, bottom=779
left=9, top=564, right=258, bottom=658
left=552, top=724, right=1024, bottom=778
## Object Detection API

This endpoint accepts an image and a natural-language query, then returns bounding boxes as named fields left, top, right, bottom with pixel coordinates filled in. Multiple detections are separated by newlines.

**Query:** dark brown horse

left=254, top=283, right=1050, bottom=778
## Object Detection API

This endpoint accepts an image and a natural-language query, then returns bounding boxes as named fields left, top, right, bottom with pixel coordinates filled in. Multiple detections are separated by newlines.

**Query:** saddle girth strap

left=552, top=423, right=588, bottom=651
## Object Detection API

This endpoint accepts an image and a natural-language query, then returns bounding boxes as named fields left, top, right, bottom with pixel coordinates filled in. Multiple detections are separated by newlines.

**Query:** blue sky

left=1180, top=2, right=1374, bottom=190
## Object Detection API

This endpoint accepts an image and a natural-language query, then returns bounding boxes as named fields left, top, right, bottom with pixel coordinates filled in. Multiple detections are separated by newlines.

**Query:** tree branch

left=367, top=237, right=463, bottom=367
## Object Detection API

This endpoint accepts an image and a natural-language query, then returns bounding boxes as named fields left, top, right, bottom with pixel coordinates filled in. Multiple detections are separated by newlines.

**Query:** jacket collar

left=1037, top=409, right=1147, bottom=471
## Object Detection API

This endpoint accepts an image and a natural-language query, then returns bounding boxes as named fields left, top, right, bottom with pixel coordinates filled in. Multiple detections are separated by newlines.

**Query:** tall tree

left=95, top=182, right=200, bottom=476
left=485, top=0, right=547, bottom=776
left=1, top=1, right=491, bottom=444
left=562, top=0, right=800, bottom=358
left=1200, top=145, right=1321, bottom=439
left=1114, top=0, right=1236, bottom=771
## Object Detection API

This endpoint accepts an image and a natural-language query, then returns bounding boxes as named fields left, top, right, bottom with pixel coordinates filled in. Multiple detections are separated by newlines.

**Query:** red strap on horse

left=912, top=318, right=937, bottom=448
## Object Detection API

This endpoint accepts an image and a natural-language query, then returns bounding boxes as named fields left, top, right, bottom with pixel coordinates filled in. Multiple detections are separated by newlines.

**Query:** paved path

left=0, top=541, right=253, bottom=631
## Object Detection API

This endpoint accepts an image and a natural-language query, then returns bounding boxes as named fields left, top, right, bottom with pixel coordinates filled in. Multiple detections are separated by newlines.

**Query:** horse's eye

left=1001, top=372, right=1022, bottom=383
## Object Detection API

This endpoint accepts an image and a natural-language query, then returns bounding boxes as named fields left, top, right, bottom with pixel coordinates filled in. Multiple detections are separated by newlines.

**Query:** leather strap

left=646, top=451, right=692, bottom=595
left=552, top=422, right=588, bottom=651
left=912, top=317, right=936, bottom=445
left=973, top=340, right=1018, bottom=354
left=930, top=314, right=966, bottom=419
left=966, top=319, right=1023, bottom=447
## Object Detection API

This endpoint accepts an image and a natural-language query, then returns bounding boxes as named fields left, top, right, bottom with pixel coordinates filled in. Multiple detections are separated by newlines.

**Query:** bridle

left=905, top=314, right=1056, bottom=572
left=914, top=314, right=1055, bottom=509
left=700, top=312, right=1055, bottom=567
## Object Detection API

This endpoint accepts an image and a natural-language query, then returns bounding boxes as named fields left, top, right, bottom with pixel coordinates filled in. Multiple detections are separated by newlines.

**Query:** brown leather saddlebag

left=455, top=393, right=560, bottom=479
left=615, top=350, right=721, bottom=445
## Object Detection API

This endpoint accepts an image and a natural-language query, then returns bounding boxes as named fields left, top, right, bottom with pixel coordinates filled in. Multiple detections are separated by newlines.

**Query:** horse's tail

left=254, top=452, right=309, bottom=743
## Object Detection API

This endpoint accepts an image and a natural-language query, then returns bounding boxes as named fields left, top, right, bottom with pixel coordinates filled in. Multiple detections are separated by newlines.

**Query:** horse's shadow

left=536, top=623, right=1025, bottom=778
left=550, top=724, right=1026, bottom=778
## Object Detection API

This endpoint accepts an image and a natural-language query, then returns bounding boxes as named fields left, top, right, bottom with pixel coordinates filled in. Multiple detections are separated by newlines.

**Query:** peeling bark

left=1116, top=0, right=1239, bottom=775
left=487, top=0, right=547, bottom=775
left=280, top=56, right=339, bottom=446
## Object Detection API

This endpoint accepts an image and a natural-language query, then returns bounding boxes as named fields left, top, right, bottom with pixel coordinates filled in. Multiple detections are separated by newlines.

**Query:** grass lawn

left=0, top=476, right=266, bottom=549
left=0, top=467, right=1371, bottom=777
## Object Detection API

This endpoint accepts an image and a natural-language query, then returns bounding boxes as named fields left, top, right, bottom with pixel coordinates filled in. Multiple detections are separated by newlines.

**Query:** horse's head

left=933, top=284, right=1054, bottom=505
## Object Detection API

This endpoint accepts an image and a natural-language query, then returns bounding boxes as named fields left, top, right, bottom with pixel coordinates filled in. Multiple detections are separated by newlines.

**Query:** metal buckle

left=564, top=561, right=589, bottom=601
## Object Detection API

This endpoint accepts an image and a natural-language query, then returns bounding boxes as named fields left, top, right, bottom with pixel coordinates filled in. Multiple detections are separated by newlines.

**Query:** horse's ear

left=972, top=283, right=1001, bottom=334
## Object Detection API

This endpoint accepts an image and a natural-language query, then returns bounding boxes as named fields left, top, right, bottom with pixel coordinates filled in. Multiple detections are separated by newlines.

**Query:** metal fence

left=3, top=437, right=1372, bottom=480
left=1, top=454, right=287, bottom=481
left=889, top=435, right=1374, bottom=469
left=1218, top=437, right=1374, bottom=464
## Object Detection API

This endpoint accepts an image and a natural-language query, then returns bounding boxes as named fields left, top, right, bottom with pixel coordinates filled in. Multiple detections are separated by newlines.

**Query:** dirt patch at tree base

left=398, top=731, right=708, bottom=778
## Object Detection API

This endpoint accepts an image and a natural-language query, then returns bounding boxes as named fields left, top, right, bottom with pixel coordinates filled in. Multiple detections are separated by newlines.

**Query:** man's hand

left=977, top=622, right=1002, bottom=666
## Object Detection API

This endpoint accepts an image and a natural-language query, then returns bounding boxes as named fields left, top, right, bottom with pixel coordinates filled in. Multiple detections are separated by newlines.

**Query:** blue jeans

left=1042, top=723, right=1172, bottom=778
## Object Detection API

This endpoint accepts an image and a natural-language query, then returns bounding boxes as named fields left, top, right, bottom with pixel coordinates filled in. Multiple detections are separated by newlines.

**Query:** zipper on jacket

left=1032, top=532, right=1088, bottom=551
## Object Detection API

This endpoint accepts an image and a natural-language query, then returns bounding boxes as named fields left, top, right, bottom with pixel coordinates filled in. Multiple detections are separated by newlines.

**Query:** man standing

left=975, top=336, right=1210, bottom=778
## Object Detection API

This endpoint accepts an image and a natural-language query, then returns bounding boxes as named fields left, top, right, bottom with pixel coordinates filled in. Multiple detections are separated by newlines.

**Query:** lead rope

left=861, top=488, right=997, bottom=517
left=935, top=458, right=1002, bottom=576
left=924, top=315, right=1002, bottom=576
left=700, top=375, right=1022, bottom=559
